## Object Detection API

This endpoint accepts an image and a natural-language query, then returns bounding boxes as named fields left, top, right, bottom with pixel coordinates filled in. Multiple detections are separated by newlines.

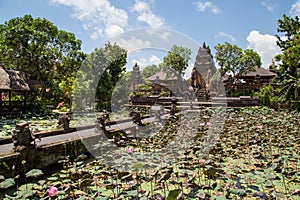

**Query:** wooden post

left=9, top=90, right=12, bottom=112
left=23, top=91, right=27, bottom=113
left=0, top=90, right=2, bottom=112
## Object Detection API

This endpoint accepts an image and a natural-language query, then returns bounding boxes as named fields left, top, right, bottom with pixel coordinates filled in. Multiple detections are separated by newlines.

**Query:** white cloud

left=112, top=36, right=152, bottom=51
left=90, top=28, right=103, bottom=40
left=132, top=0, right=164, bottom=27
left=133, top=1, right=149, bottom=12
left=105, top=25, right=124, bottom=37
left=290, top=0, right=300, bottom=16
left=193, top=1, right=221, bottom=14
left=145, top=28, right=171, bottom=42
left=246, top=30, right=281, bottom=68
left=50, top=0, right=128, bottom=39
left=215, top=32, right=236, bottom=42
left=261, top=0, right=276, bottom=12
left=131, top=55, right=161, bottom=67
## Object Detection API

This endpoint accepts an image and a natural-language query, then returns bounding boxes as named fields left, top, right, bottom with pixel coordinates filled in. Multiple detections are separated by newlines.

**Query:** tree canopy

left=0, top=15, right=85, bottom=82
left=73, top=42, right=127, bottom=111
left=160, top=45, right=192, bottom=79
left=214, top=42, right=261, bottom=80
left=0, top=15, right=85, bottom=105
left=275, top=14, right=300, bottom=107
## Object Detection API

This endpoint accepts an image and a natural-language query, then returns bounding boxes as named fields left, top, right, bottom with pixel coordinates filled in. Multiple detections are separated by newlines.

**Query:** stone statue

left=96, top=110, right=110, bottom=131
left=129, top=110, right=143, bottom=126
left=58, top=113, right=70, bottom=133
left=12, top=123, right=35, bottom=151
left=190, top=68, right=210, bottom=101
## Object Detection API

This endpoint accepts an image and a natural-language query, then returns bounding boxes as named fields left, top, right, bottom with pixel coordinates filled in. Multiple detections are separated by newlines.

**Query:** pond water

left=1, top=107, right=299, bottom=199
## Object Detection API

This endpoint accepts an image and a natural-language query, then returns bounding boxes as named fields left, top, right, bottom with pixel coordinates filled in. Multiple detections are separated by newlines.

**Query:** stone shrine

left=194, top=42, right=217, bottom=85
left=130, top=63, right=143, bottom=91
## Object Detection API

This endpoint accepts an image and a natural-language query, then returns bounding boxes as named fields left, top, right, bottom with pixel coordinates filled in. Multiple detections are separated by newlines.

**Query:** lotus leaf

left=0, top=178, right=15, bottom=189
left=26, top=169, right=44, bottom=178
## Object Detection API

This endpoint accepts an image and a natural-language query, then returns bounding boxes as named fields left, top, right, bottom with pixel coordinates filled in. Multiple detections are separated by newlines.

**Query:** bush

left=254, top=84, right=283, bottom=109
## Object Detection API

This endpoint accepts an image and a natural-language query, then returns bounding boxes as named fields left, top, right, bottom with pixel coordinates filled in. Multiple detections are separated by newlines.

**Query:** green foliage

left=214, top=42, right=261, bottom=80
left=141, top=64, right=161, bottom=79
left=73, top=42, right=127, bottom=111
left=0, top=178, right=15, bottom=189
left=254, top=84, right=283, bottom=109
left=274, top=15, right=300, bottom=109
left=111, top=71, right=131, bottom=110
left=0, top=14, right=85, bottom=108
left=136, top=84, right=152, bottom=91
left=160, top=45, right=192, bottom=79
left=25, top=169, right=44, bottom=178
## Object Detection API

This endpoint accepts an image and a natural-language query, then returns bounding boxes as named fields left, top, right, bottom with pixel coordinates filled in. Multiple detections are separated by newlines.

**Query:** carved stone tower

left=130, top=63, right=143, bottom=91
left=194, top=42, right=217, bottom=84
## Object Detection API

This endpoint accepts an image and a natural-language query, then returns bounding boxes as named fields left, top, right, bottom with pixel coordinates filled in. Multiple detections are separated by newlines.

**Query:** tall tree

left=275, top=14, right=300, bottom=107
left=73, top=42, right=127, bottom=111
left=160, top=45, right=192, bottom=79
left=214, top=42, right=261, bottom=81
left=0, top=15, right=85, bottom=103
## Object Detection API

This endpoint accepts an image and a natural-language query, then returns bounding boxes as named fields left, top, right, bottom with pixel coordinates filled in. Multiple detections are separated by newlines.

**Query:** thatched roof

left=0, top=66, right=30, bottom=91
left=147, top=71, right=178, bottom=81
left=239, top=66, right=276, bottom=78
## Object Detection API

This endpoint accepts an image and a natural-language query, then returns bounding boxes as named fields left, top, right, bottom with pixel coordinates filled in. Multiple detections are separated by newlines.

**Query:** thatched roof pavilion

left=238, top=66, right=276, bottom=83
left=0, top=66, right=32, bottom=115
left=0, top=66, right=30, bottom=91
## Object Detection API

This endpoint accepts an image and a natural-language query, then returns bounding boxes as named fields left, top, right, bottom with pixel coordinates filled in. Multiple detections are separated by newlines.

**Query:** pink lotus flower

left=47, top=186, right=58, bottom=197
left=126, top=147, right=134, bottom=153
left=256, top=125, right=263, bottom=129
left=198, top=159, right=205, bottom=165
left=206, top=122, right=212, bottom=126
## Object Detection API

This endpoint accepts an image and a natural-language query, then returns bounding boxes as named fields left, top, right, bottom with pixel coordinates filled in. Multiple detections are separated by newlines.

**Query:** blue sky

left=0, top=0, right=299, bottom=74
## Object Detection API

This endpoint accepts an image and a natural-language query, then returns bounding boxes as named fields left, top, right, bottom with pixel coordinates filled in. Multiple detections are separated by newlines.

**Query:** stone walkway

left=0, top=117, right=157, bottom=156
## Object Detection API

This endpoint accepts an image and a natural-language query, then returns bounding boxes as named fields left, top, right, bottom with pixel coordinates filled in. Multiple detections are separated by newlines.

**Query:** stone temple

left=193, top=42, right=217, bottom=85
left=129, top=63, right=143, bottom=91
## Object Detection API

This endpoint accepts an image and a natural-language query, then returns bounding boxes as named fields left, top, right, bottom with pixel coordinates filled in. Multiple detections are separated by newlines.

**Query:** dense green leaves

left=214, top=42, right=261, bottom=80
left=73, top=42, right=127, bottom=111
left=274, top=15, right=300, bottom=108
left=0, top=15, right=85, bottom=107
left=160, top=45, right=192, bottom=79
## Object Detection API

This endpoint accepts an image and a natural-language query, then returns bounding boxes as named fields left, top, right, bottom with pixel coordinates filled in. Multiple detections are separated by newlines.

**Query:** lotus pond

left=0, top=107, right=299, bottom=199
left=0, top=111, right=129, bottom=139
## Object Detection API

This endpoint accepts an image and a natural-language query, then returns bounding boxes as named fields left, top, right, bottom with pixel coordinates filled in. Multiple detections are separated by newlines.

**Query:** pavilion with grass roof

left=0, top=65, right=34, bottom=116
